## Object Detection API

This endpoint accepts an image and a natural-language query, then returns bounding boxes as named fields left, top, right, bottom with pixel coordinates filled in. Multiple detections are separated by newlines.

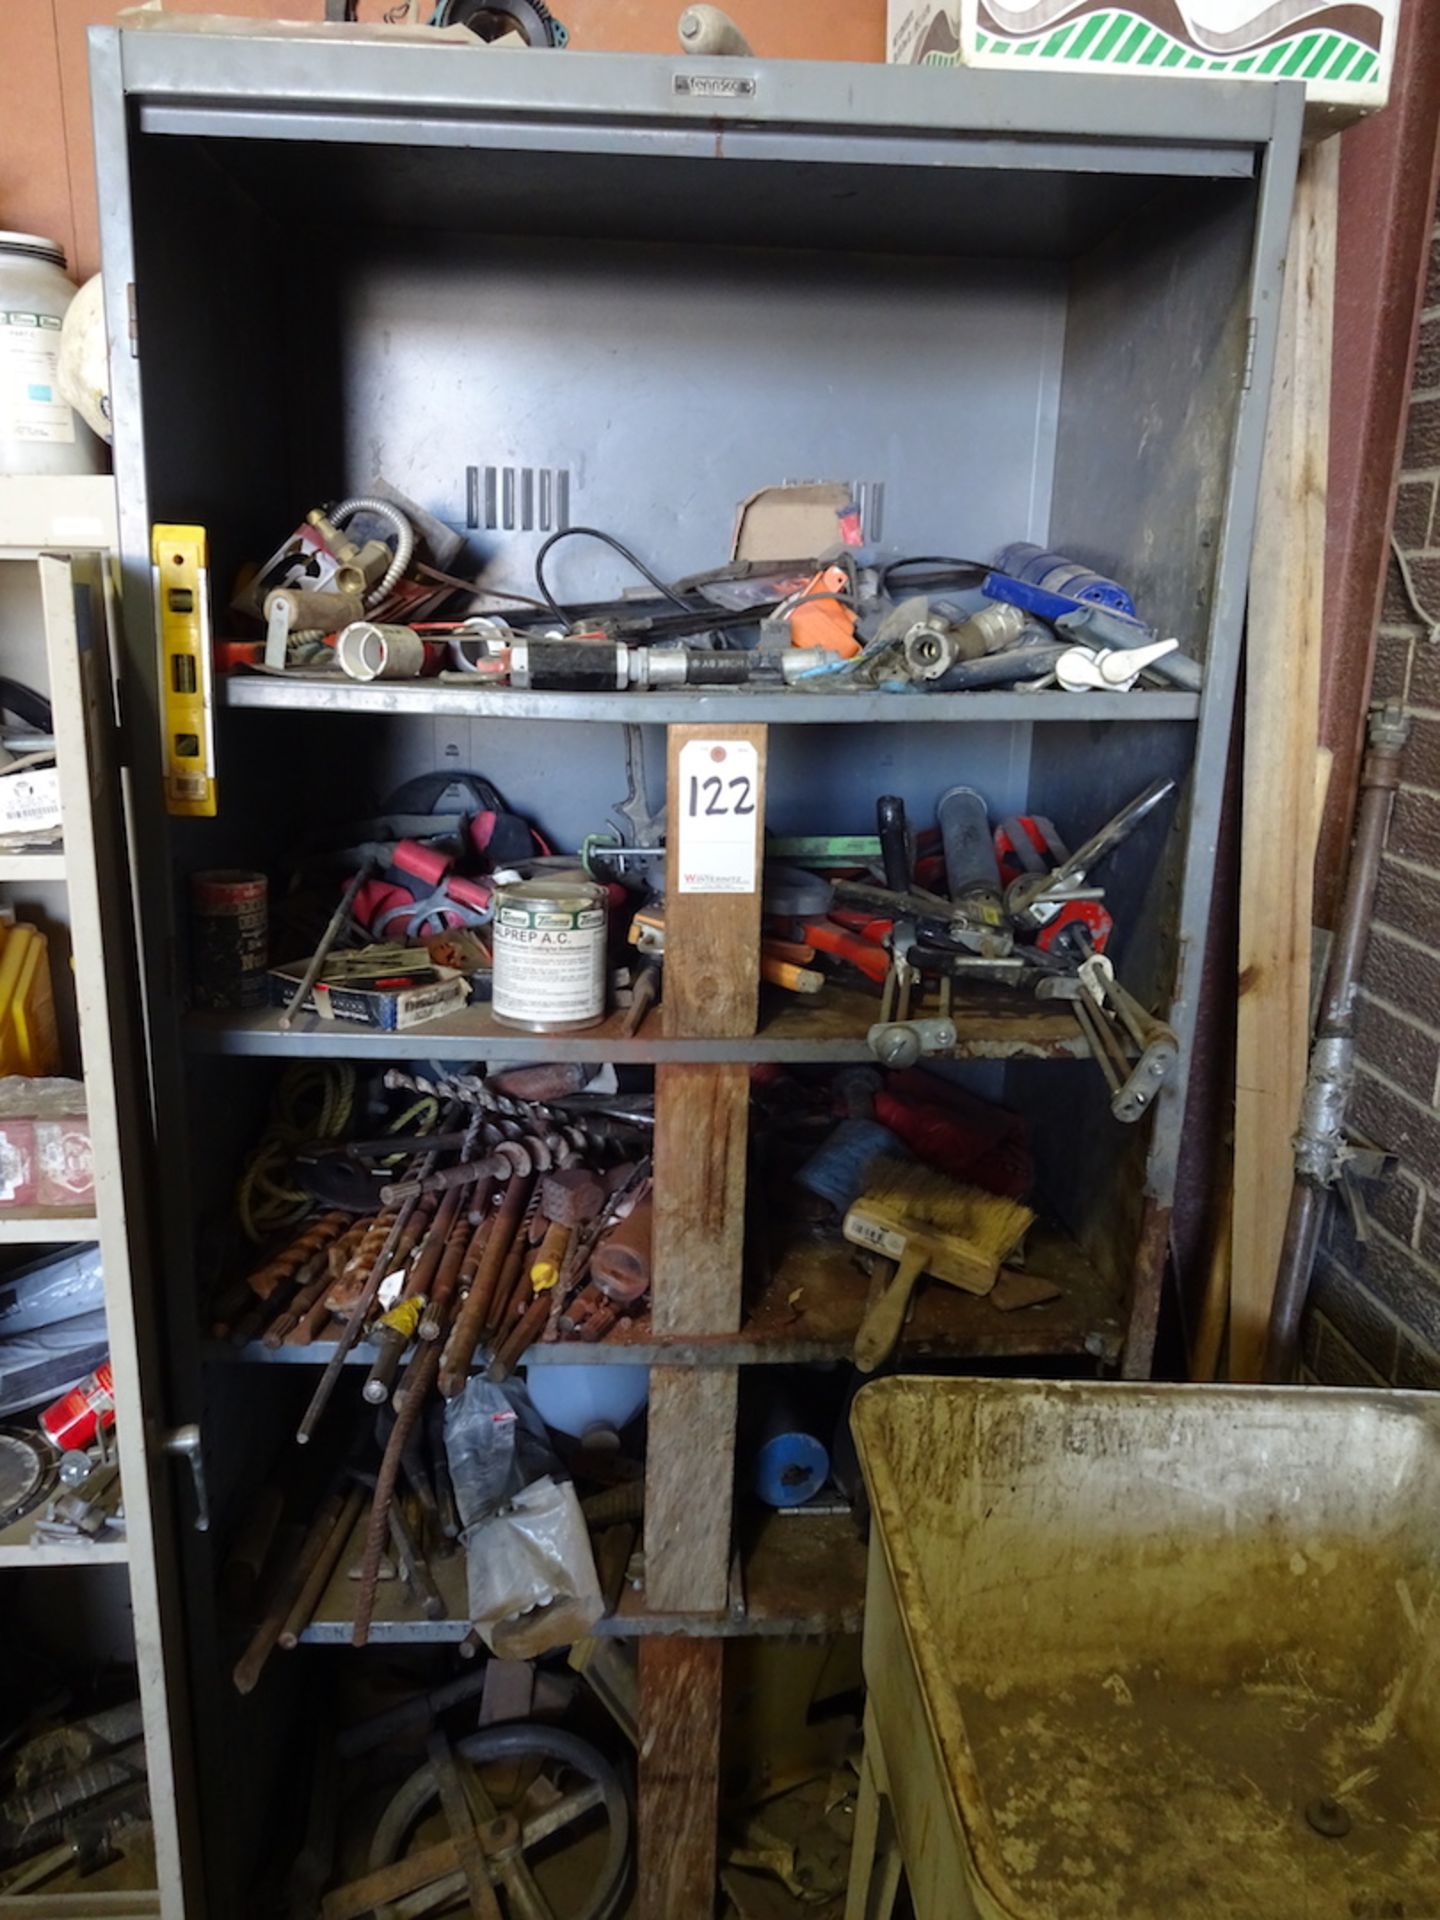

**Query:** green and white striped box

left=888, top=1, right=1396, bottom=125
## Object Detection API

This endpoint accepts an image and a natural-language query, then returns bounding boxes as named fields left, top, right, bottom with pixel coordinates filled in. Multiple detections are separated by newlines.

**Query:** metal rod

left=279, top=1485, right=365, bottom=1649
left=278, top=861, right=374, bottom=1031
left=353, top=1342, right=441, bottom=1647
left=388, top=1501, right=445, bottom=1621
left=296, top=1118, right=456, bottom=1443
left=233, top=1486, right=346, bottom=1694
left=439, top=1174, right=532, bottom=1395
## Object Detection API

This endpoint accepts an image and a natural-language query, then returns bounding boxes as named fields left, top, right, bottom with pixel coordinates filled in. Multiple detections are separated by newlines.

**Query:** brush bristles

left=859, top=1155, right=1034, bottom=1256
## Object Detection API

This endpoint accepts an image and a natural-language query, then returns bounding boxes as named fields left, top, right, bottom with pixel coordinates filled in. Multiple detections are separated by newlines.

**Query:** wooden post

left=661, top=724, right=766, bottom=1038
left=1231, top=141, right=1339, bottom=1380
left=647, top=1062, right=748, bottom=1613
left=637, top=1638, right=725, bottom=1920
left=637, top=724, right=767, bottom=1916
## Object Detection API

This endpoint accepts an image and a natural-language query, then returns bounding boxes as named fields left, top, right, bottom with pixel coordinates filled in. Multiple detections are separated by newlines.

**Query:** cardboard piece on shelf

left=732, top=484, right=858, bottom=564
left=267, top=946, right=470, bottom=1031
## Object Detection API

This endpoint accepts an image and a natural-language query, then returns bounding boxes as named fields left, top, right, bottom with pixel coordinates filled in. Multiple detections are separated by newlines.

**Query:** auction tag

left=676, top=740, right=759, bottom=894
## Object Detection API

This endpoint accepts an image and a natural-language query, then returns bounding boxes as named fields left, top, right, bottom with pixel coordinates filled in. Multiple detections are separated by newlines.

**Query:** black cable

left=878, top=555, right=989, bottom=596
left=0, top=680, right=52, bottom=731
left=534, top=526, right=694, bottom=620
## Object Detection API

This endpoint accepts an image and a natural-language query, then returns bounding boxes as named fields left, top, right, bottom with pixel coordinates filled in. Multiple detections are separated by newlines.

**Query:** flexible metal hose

left=330, top=496, right=415, bottom=608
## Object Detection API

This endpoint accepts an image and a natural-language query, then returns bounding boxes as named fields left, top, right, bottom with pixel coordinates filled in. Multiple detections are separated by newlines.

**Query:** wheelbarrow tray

left=852, top=1378, right=1440, bottom=1919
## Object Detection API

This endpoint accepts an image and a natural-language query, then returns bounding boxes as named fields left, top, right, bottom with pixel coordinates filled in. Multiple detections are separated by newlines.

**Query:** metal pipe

left=1264, top=701, right=1411, bottom=1380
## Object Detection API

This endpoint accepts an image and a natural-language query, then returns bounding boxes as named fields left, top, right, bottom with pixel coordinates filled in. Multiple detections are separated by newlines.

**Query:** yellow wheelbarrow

left=847, top=1377, right=1440, bottom=1919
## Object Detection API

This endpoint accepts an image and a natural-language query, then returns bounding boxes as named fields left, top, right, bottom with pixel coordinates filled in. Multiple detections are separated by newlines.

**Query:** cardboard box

left=268, top=950, right=471, bottom=1031
left=887, top=0, right=1397, bottom=125
left=0, top=1079, right=94, bottom=1210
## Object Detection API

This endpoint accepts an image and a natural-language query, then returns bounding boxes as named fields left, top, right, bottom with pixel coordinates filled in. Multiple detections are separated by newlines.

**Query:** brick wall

left=1303, top=204, right=1440, bottom=1393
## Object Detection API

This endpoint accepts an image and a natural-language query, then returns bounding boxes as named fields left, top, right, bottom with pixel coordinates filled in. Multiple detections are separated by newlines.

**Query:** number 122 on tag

left=677, top=739, right=760, bottom=894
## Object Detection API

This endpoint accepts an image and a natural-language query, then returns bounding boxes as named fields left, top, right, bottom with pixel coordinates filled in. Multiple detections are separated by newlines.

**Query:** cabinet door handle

left=162, top=1424, right=210, bottom=1532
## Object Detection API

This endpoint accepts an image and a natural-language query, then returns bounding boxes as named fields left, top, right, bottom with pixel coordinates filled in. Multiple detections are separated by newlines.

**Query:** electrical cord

left=237, top=1064, right=357, bottom=1242
left=414, top=561, right=553, bottom=613
left=534, top=526, right=695, bottom=619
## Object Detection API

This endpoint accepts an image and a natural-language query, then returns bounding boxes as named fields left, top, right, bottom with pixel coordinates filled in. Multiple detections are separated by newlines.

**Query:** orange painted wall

left=0, top=1, right=886, bottom=283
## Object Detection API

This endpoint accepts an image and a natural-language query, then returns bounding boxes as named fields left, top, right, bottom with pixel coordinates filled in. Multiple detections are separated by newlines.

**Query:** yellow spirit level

left=153, top=524, right=216, bottom=817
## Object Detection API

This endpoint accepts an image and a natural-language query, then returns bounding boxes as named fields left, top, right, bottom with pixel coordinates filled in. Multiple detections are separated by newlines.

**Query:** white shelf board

left=0, top=851, right=66, bottom=882
left=0, top=475, right=116, bottom=554
left=0, top=1209, right=99, bottom=1244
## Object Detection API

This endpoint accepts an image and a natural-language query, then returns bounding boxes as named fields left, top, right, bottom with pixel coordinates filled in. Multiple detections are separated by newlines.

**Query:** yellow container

left=0, top=923, right=60, bottom=1076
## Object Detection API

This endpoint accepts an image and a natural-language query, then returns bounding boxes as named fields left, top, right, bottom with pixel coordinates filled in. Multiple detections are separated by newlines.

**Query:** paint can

left=191, top=869, right=268, bottom=1009
left=491, top=879, right=607, bottom=1032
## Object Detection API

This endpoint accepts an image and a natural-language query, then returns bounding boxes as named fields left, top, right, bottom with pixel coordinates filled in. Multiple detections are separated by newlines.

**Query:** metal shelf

left=221, top=675, right=1201, bottom=726
left=214, top=1218, right=1122, bottom=1369
left=0, top=1209, right=100, bottom=1244
left=185, top=984, right=1087, bottom=1065
left=294, top=1507, right=864, bottom=1645
left=0, top=851, right=66, bottom=882
left=0, top=1502, right=127, bottom=1569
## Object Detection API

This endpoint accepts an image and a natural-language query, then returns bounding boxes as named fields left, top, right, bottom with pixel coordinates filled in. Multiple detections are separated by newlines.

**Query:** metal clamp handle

left=163, top=1424, right=210, bottom=1532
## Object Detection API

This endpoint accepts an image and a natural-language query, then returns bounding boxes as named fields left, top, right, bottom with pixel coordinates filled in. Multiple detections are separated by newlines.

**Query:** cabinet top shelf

left=220, top=676, right=1200, bottom=726
left=112, top=30, right=1296, bottom=174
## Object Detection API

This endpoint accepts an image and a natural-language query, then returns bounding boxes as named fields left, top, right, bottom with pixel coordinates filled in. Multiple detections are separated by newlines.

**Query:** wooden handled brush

left=846, top=1158, right=1034, bottom=1372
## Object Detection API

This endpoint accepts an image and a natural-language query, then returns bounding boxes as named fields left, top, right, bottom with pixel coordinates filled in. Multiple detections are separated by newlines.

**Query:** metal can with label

left=491, top=879, right=608, bottom=1032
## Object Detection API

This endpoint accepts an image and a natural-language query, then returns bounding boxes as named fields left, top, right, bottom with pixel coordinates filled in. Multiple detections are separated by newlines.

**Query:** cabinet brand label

left=673, top=73, right=756, bottom=97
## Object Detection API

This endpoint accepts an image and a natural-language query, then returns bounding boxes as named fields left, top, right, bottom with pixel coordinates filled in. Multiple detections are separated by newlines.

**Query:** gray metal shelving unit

left=89, top=26, right=1301, bottom=1915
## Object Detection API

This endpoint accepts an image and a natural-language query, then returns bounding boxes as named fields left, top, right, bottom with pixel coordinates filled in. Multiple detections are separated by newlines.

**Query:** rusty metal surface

left=854, top=1379, right=1440, bottom=1919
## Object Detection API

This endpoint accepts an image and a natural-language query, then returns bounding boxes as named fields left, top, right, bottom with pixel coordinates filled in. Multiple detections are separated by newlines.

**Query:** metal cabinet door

left=38, top=552, right=205, bottom=1920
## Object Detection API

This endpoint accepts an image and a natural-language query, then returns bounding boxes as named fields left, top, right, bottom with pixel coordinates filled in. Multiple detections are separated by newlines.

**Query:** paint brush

left=846, top=1157, right=1034, bottom=1372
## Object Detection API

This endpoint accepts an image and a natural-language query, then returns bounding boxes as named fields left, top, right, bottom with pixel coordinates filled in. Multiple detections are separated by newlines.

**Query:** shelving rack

left=91, top=27, right=1301, bottom=1917
left=0, top=479, right=192, bottom=1913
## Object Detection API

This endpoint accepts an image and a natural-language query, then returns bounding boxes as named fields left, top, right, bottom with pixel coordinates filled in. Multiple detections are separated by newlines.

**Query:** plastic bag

left=444, top=1376, right=560, bottom=1525
left=444, top=1377, right=603, bottom=1656
left=461, top=1476, right=603, bottom=1659
left=0, top=1308, right=109, bottom=1417
left=0, top=1244, right=104, bottom=1336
